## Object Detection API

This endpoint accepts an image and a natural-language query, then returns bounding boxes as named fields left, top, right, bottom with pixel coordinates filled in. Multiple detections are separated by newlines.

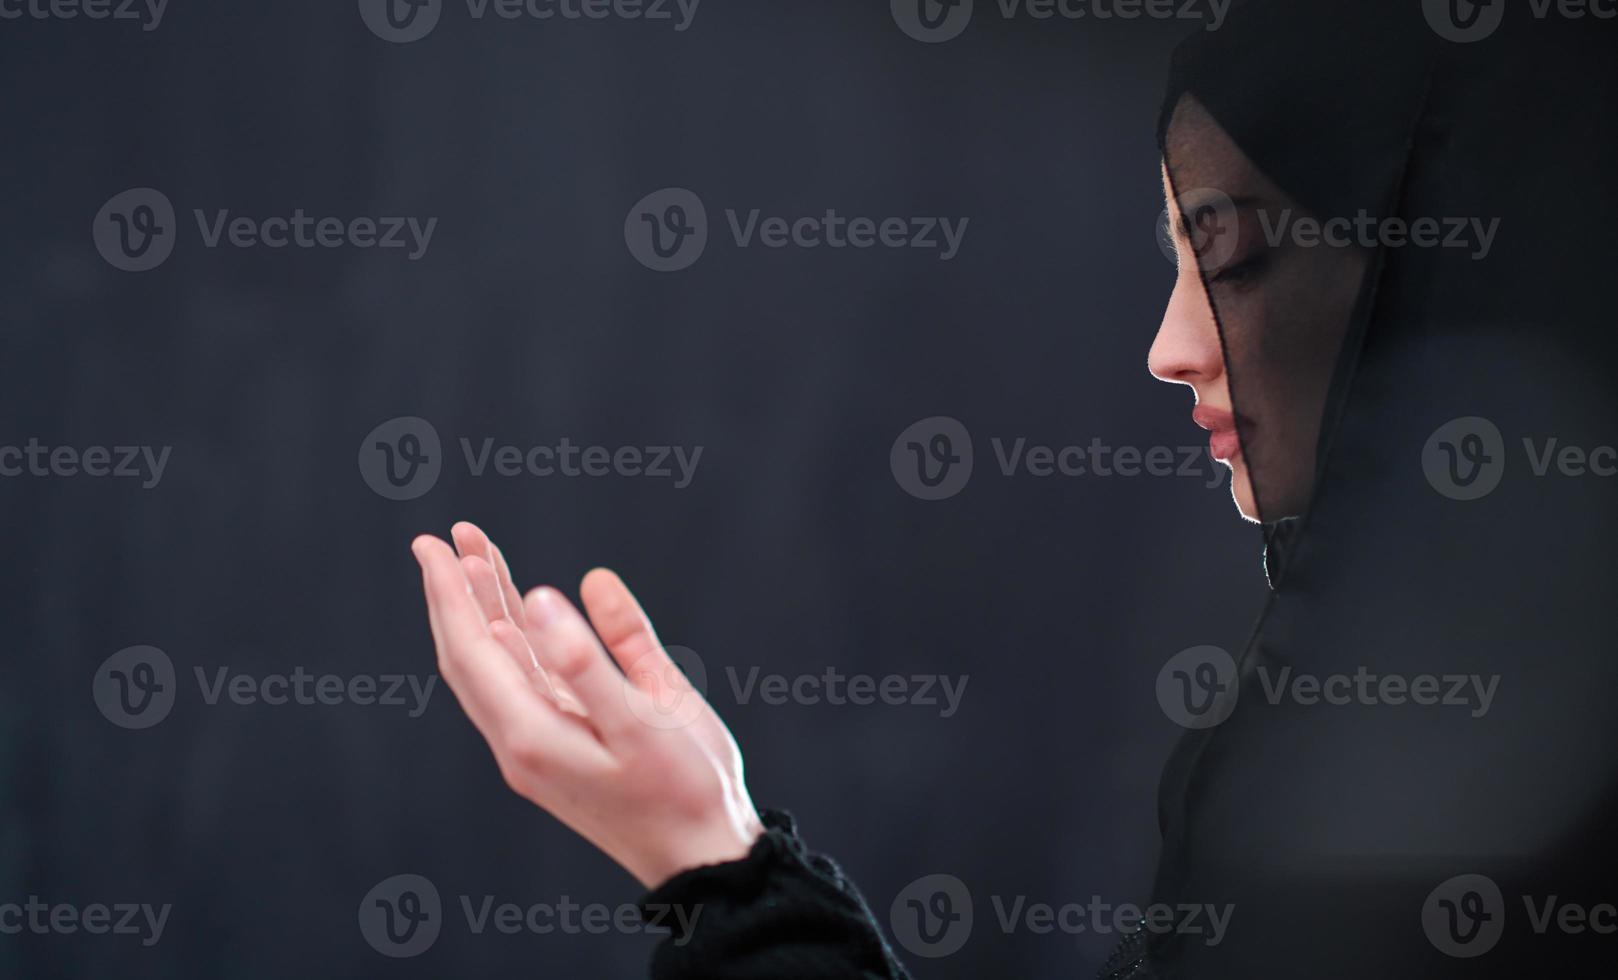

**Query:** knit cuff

left=636, top=809, right=809, bottom=938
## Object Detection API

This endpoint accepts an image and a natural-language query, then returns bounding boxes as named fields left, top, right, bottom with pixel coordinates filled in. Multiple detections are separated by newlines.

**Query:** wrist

left=640, top=809, right=765, bottom=890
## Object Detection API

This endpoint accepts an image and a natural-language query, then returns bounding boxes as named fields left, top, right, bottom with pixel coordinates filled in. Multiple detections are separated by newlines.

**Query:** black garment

left=634, top=807, right=1158, bottom=979
left=637, top=810, right=912, bottom=980
left=640, top=2, right=1618, bottom=977
left=1154, top=1, right=1618, bottom=976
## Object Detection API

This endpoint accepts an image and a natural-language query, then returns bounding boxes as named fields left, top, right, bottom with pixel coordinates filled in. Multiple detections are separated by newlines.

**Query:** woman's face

left=1152, top=171, right=1259, bottom=519
left=1149, top=96, right=1368, bottom=523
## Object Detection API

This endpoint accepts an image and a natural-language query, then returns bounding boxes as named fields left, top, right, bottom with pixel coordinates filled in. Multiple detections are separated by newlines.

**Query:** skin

left=1153, top=95, right=1368, bottom=522
left=412, top=523, right=763, bottom=888
left=1152, top=169, right=1261, bottom=519
left=413, top=96, right=1370, bottom=890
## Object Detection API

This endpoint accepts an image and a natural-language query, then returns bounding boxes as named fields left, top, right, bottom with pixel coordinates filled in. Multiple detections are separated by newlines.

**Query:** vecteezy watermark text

left=358, top=874, right=701, bottom=957
left=1156, top=646, right=1501, bottom=729
left=1424, top=416, right=1618, bottom=500
left=887, top=874, right=1232, bottom=960
left=625, top=188, right=969, bottom=271
left=1425, top=0, right=1618, bottom=44
left=359, top=0, right=701, bottom=43
left=1257, top=209, right=1500, bottom=260
left=725, top=666, right=968, bottom=718
left=0, top=898, right=171, bottom=947
left=194, top=666, right=437, bottom=717
left=358, top=416, right=703, bottom=500
left=1255, top=666, right=1498, bottom=719
left=892, top=0, right=1228, bottom=44
left=93, top=646, right=439, bottom=729
left=0, top=0, right=167, bottom=30
left=1424, top=873, right=1618, bottom=958
left=94, top=188, right=437, bottom=272
left=890, top=416, right=1229, bottom=501
left=0, top=439, right=171, bottom=489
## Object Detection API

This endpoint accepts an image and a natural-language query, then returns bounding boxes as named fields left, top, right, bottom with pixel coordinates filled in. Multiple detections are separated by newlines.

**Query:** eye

left=1207, top=250, right=1268, bottom=288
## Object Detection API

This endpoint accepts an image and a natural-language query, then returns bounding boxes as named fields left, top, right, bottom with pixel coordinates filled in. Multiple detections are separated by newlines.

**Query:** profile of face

left=1149, top=96, right=1369, bottom=523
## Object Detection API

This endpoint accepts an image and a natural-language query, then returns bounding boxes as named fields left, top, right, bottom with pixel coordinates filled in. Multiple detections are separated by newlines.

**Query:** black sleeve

left=635, top=810, right=914, bottom=980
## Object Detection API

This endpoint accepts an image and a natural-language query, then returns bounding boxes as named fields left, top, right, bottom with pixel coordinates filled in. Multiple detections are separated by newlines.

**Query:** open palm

left=412, top=521, right=763, bottom=889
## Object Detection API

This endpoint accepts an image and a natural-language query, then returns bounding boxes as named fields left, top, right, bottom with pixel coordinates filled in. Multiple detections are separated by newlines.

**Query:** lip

left=1191, top=405, right=1243, bottom=462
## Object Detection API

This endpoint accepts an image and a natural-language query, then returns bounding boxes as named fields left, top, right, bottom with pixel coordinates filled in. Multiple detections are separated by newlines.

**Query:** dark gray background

left=1, top=2, right=1266, bottom=976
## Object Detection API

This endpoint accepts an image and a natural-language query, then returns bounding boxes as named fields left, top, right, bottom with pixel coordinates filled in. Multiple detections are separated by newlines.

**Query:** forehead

left=1162, top=95, right=1285, bottom=208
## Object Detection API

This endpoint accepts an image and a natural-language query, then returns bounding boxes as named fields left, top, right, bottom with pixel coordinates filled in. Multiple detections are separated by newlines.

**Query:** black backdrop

left=1, top=2, right=1265, bottom=977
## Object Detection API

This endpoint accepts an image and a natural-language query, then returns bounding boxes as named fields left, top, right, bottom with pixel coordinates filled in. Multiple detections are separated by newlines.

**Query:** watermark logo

left=359, top=0, right=443, bottom=42
left=1156, top=645, right=1238, bottom=729
left=0, top=898, right=171, bottom=946
left=359, top=416, right=444, bottom=501
left=1425, top=416, right=1618, bottom=500
left=622, top=644, right=708, bottom=730
left=725, top=666, right=968, bottom=718
left=897, top=0, right=1227, bottom=43
left=892, top=418, right=1231, bottom=501
left=1426, top=0, right=1617, bottom=43
left=891, top=0, right=974, bottom=43
left=992, top=895, right=1231, bottom=945
left=1256, top=666, right=1499, bottom=718
left=1423, top=417, right=1505, bottom=501
left=1423, top=0, right=1506, bottom=42
left=626, top=188, right=969, bottom=271
left=1157, top=187, right=1240, bottom=272
left=93, top=646, right=176, bottom=730
left=889, top=875, right=1233, bottom=959
left=625, top=187, right=708, bottom=272
left=360, top=874, right=443, bottom=958
left=890, top=874, right=973, bottom=958
left=358, top=416, right=704, bottom=500
left=1256, top=210, right=1500, bottom=260
left=1423, top=874, right=1504, bottom=958
left=1423, top=873, right=1618, bottom=957
left=94, top=649, right=439, bottom=729
left=94, top=188, right=176, bottom=272
left=360, top=874, right=700, bottom=956
left=1158, top=651, right=1499, bottom=729
left=363, top=0, right=699, bottom=43
left=892, top=417, right=974, bottom=501
left=93, top=188, right=437, bottom=270
left=1, top=440, right=172, bottom=488
left=0, top=0, right=168, bottom=30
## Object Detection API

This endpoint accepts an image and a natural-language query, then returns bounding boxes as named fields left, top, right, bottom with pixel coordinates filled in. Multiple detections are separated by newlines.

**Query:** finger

left=488, top=614, right=539, bottom=672
left=416, top=538, right=609, bottom=790
left=463, top=565, right=589, bottom=717
left=488, top=542, right=528, bottom=630
left=450, top=520, right=487, bottom=563
left=489, top=619, right=589, bottom=717
left=461, top=555, right=510, bottom=625
left=579, top=568, right=662, bottom=668
left=451, top=521, right=527, bottom=625
left=578, top=568, right=691, bottom=704
left=524, top=586, right=635, bottom=739
left=414, top=536, right=544, bottom=738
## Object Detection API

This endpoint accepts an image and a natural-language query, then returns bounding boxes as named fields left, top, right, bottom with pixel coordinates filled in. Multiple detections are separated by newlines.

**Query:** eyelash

left=1208, top=252, right=1265, bottom=287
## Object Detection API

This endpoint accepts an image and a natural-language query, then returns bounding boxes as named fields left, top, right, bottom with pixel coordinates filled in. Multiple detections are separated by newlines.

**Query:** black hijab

left=1147, top=2, right=1618, bottom=976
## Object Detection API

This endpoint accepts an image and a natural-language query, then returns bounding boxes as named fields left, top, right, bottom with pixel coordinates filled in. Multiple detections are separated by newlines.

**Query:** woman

left=413, top=1, right=1618, bottom=975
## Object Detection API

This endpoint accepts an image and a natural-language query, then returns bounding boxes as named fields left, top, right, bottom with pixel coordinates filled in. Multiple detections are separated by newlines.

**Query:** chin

left=1230, top=464, right=1262, bottom=523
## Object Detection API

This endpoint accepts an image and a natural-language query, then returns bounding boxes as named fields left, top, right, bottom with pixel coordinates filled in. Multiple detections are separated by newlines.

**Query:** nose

left=1148, top=268, right=1224, bottom=387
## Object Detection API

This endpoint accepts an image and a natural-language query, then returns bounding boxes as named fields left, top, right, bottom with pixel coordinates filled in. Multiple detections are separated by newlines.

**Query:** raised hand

left=412, top=522, right=764, bottom=889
